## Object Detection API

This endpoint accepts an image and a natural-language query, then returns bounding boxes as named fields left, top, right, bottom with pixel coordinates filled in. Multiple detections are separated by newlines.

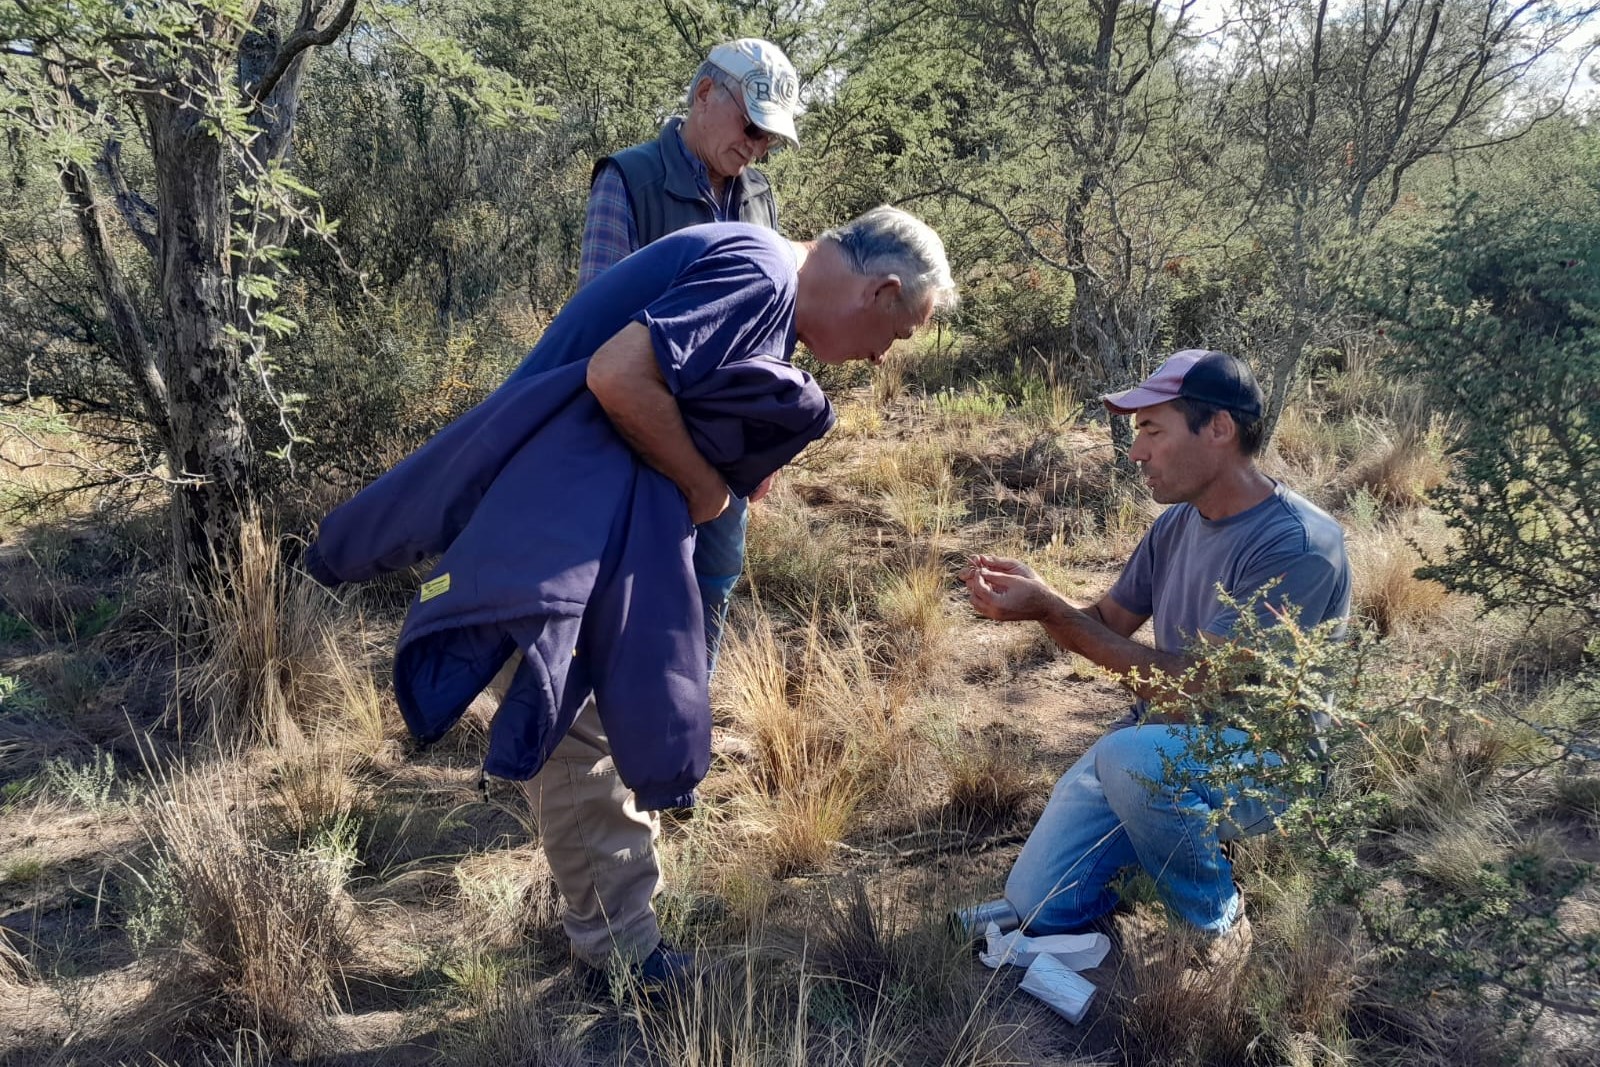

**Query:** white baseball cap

left=707, top=38, right=801, bottom=149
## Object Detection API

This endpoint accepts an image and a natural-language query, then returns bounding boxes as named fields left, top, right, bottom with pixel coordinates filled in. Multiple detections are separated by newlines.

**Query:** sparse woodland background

left=1, top=1, right=1598, bottom=1065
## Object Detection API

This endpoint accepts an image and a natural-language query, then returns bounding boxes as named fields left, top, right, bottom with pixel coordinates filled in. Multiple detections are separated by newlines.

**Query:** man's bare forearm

left=1038, top=593, right=1198, bottom=707
left=587, top=324, right=730, bottom=524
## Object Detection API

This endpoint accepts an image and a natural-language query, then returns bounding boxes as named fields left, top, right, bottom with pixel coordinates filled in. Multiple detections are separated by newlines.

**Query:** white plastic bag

left=979, top=924, right=1111, bottom=972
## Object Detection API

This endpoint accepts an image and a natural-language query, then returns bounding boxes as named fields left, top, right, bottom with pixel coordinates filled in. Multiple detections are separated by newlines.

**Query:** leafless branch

left=247, top=0, right=359, bottom=106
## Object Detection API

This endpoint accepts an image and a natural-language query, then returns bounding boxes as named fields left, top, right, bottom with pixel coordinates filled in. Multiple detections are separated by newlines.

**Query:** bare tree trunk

left=1067, top=253, right=1152, bottom=475
left=148, top=83, right=258, bottom=589
left=1263, top=326, right=1311, bottom=446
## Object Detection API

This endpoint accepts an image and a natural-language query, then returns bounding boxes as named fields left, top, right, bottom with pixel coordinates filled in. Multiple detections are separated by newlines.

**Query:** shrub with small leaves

left=1148, top=592, right=1600, bottom=1025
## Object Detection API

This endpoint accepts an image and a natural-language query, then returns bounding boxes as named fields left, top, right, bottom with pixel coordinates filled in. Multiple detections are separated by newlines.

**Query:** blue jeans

left=693, top=495, right=748, bottom=669
left=1004, top=723, right=1283, bottom=935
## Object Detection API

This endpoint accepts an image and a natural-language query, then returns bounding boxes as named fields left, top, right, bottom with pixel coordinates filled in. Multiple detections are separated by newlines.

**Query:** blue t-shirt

left=1108, top=483, right=1351, bottom=718
left=1109, top=483, right=1350, bottom=647
left=512, top=222, right=799, bottom=394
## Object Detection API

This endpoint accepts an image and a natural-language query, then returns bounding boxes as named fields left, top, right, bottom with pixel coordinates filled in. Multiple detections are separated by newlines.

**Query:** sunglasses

left=719, top=83, right=774, bottom=143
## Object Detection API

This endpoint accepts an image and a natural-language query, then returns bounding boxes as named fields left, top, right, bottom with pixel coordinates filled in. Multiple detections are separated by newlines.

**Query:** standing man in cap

left=957, top=350, right=1350, bottom=975
left=578, top=37, right=801, bottom=289
left=576, top=36, right=801, bottom=656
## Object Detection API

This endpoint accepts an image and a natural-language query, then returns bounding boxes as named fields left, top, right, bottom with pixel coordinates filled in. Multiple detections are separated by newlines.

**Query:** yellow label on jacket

left=420, top=573, right=451, bottom=602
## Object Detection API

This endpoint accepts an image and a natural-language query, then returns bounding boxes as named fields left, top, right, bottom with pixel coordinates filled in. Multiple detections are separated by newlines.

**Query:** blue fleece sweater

left=304, top=226, right=832, bottom=808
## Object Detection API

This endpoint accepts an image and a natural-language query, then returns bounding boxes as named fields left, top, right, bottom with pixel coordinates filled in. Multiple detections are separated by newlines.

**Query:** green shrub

left=1365, top=189, right=1600, bottom=627
left=1153, top=594, right=1600, bottom=1028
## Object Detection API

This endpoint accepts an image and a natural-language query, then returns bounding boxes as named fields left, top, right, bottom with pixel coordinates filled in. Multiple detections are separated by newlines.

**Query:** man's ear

left=1208, top=411, right=1239, bottom=447
left=871, top=275, right=904, bottom=307
left=692, top=75, right=716, bottom=108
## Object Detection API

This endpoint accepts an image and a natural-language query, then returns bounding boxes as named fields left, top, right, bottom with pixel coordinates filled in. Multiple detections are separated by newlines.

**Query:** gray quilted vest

left=596, top=117, right=778, bottom=245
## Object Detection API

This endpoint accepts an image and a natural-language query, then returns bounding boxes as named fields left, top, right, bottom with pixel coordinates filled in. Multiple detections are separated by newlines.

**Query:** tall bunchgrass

left=621, top=881, right=1025, bottom=1067
left=712, top=607, right=940, bottom=877
left=743, top=493, right=863, bottom=616
left=179, top=521, right=334, bottom=748
left=1348, top=521, right=1451, bottom=636
left=140, top=769, right=356, bottom=1056
left=937, top=723, right=1042, bottom=829
left=1109, top=907, right=1257, bottom=1066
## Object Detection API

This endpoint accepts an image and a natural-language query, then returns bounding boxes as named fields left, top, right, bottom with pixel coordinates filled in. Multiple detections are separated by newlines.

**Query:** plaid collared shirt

left=577, top=122, right=743, bottom=290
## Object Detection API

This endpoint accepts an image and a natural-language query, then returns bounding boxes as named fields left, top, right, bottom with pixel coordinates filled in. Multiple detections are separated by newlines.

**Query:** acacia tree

left=0, top=0, right=531, bottom=588
left=1204, top=0, right=1599, bottom=441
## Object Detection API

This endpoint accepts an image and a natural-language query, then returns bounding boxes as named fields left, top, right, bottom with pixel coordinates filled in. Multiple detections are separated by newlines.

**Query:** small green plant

left=2, top=856, right=46, bottom=884
left=1367, top=189, right=1600, bottom=628
left=1, top=777, right=39, bottom=809
left=930, top=384, right=1007, bottom=426
left=0, top=612, right=36, bottom=642
left=441, top=946, right=513, bottom=1003
left=1155, top=591, right=1600, bottom=1026
left=1347, top=486, right=1380, bottom=533
left=124, top=855, right=186, bottom=954
left=71, top=595, right=120, bottom=639
left=44, top=747, right=124, bottom=810
left=0, top=672, right=44, bottom=715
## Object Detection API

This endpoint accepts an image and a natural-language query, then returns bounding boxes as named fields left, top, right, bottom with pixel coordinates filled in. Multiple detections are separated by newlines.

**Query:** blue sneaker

left=580, top=940, right=697, bottom=1000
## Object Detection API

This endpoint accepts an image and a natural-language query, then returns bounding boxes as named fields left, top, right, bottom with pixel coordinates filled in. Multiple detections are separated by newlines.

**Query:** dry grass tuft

left=875, top=556, right=954, bottom=689
left=1396, top=815, right=1509, bottom=890
left=146, top=771, right=355, bottom=1056
left=441, top=970, right=587, bottom=1067
left=714, top=613, right=865, bottom=876
left=630, top=952, right=820, bottom=1067
left=1271, top=405, right=1361, bottom=478
left=845, top=438, right=952, bottom=496
left=940, top=724, right=1042, bottom=828
left=743, top=494, right=863, bottom=615
left=0, top=926, right=36, bottom=988
left=624, top=942, right=983, bottom=1067
left=1240, top=863, right=1363, bottom=1055
left=454, top=849, right=559, bottom=952
left=263, top=739, right=366, bottom=843
left=1111, top=907, right=1256, bottom=1066
left=796, top=879, right=1025, bottom=1066
left=714, top=612, right=826, bottom=796
left=1345, top=417, right=1451, bottom=512
left=713, top=609, right=940, bottom=875
left=1381, top=721, right=1523, bottom=824
left=1060, top=482, right=1161, bottom=566
left=744, top=777, right=862, bottom=879
left=182, top=520, right=337, bottom=749
left=878, top=468, right=966, bottom=543
left=1551, top=770, right=1600, bottom=824
left=313, top=628, right=400, bottom=764
left=1348, top=522, right=1450, bottom=636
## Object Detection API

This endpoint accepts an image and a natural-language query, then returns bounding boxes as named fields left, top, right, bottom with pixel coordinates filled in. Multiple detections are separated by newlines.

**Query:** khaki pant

left=488, top=659, right=663, bottom=966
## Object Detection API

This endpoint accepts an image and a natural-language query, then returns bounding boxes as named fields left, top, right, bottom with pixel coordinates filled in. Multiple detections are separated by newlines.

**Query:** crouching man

left=959, top=350, right=1350, bottom=973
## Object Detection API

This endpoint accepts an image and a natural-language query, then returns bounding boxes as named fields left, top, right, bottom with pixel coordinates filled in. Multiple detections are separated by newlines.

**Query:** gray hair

left=686, top=61, right=738, bottom=109
left=819, top=206, right=958, bottom=312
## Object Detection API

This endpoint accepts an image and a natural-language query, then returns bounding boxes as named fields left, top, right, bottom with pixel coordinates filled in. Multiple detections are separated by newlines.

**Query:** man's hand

left=747, top=472, right=777, bottom=505
left=960, top=561, right=1065, bottom=623
left=959, top=554, right=1038, bottom=582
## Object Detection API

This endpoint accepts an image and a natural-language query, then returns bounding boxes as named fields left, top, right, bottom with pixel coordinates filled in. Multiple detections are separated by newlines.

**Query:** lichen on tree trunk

left=148, top=83, right=258, bottom=590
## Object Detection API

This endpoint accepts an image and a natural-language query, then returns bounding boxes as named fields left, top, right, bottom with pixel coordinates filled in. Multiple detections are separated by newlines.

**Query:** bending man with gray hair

left=308, top=207, right=955, bottom=995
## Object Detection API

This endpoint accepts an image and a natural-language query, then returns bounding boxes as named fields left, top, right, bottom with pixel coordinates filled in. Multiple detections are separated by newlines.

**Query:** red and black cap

left=1101, top=349, right=1263, bottom=419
